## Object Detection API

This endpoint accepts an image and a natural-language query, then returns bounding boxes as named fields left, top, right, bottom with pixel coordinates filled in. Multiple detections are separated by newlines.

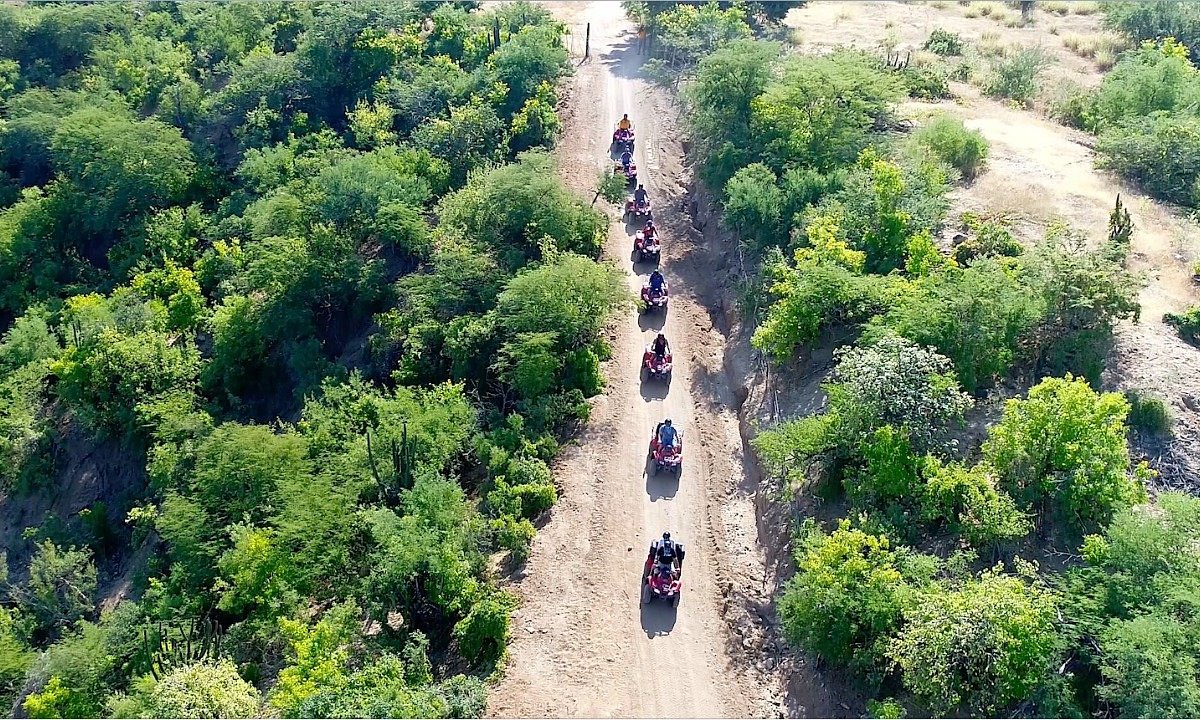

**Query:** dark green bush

left=923, top=28, right=965, bottom=56
left=911, top=115, right=989, bottom=179
left=1097, top=113, right=1200, bottom=206
left=1125, top=390, right=1173, bottom=436
left=984, top=48, right=1049, bottom=106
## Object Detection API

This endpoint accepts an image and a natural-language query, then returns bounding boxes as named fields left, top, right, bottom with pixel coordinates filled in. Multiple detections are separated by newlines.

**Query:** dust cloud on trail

left=487, top=3, right=770, bottom=717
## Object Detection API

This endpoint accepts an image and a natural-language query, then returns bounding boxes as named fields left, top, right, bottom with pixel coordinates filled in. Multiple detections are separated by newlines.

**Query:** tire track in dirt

left=487, top=3, right=774, bottom=717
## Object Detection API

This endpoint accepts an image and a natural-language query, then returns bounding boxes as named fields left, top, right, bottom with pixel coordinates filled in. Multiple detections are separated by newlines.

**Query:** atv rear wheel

left=640, top=584, right=651, bottom=605
left=671, top=593, right=681, bottom=608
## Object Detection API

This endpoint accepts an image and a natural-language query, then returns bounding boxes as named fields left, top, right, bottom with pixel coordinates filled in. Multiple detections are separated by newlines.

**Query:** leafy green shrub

left=1125, top=390, right=1173, bottom=436
left=919, top=458, right=1031, bottom=546
left=1165, top=304, right=1200, bottom=343
left=490, top=515, right=536, bottom=563
left=0, top=610, right=32, bottom=709
left=1102, top=2, right=1200, bottom=63
left=924, top=28, right=965, bottom=56
left=911, top=115, right=989, bottom=179
left=1086, top=39, right=1200, bottom=132
left=723, top=163, right=784, bottom=250
left=438, top=152, right=608, bottom=266
left=984, top=375, right=1149, bottom=532
left=496, top=253, right=626, bottom=349
left=949, top=213, right=1022, bottom=265
left=53, top=328, right=200, bottom=435
left=778, top=521, right=915, bottom=673
left=150, top=661, right=261, bottom=719
left=1096, top=113, right=1200, bottom=206
left=870, top=259, right=1038, bottom=392
left=1098, top=602, right=1200, bottom=718
left=452, top=590, right=518, bottom=664
left=899, top=64, right=952, bottom=100
left=846, top=426, right=922, bottom=509
left=20, top=541, right=96, bottom=642
left=826, top=333, right=973, bottom=452
left=868, top=698, right=908, bottom=718
left=984, top=47, right=1050, bottom=105
left=890, top=571, right=1058, bottom=716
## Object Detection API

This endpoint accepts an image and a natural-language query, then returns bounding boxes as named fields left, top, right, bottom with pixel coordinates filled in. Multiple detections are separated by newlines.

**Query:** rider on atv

left=648, top=268, right=665, bottom=296
left=647, top=531, right=685, bottom=571
left=620, top=149, right=633, bottom=171
left=634, top=184, right=648, bottom=206
left=652, top=332, right=669, bottom=360
left=642, top=220, right=657, bottom=241
left=657, top=418, right=678, bottom=449
left=619, top=114, right=631, bottom=132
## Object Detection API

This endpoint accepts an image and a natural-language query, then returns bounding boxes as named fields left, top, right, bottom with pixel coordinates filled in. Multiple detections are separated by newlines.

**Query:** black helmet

left=656, top=333, right=665, bottom=340
left=664, top=418, right=672, bottom=425
left=662, top=531, right=671, bottom=540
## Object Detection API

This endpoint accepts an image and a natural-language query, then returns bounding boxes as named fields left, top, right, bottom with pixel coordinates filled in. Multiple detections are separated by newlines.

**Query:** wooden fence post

left=585, top=22, right=590, bottom=58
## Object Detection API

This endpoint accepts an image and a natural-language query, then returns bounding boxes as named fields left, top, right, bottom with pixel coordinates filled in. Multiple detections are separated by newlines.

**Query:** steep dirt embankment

left=487, top=3, right=788, bottom=717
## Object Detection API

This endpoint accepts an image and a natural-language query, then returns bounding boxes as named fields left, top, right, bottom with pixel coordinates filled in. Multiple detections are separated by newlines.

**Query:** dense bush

left=1103, top=2, right=1200, bottom=64
left=984, top=48, right=1049, bottom=106
left=890, top=572, right=1058, bottom=716
left=778, top=522, right=917, bottom=673
left=150, top=661, right=261, bottom=719
left=984, top=376, right=1149, bottom=532
left=1166, top=304, right=1200, bottom=344
left=1096, top=112, right=1200, bottom=206
left=910, top=116, right=989, bottom=180
left=0, top=3, right=598, bottom=714
left=923, top=29, right=965, bottom=57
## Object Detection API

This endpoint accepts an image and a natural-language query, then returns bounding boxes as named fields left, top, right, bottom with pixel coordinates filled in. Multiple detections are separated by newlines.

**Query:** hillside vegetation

left=628, top=0, right=1200, bottom=716
left=0, top=1, right=628, bottom=717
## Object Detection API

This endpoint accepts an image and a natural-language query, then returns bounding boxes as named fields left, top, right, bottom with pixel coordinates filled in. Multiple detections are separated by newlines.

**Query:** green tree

left=983, top=375, right=1149, bottom=532
left=890, top=572, right=1059, bottom=716
left=150, top=661, right=261, bottom=719
left=49, top=108, right=194, bottom=238
left=778, top=521, right=916, bottom=673
left=496, top=254, right=626, bottom=348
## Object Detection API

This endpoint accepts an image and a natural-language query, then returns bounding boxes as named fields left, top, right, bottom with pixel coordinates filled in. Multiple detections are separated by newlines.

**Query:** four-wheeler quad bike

left=612, top=127, right=635, bottom=152
left=614, top=160, right=638, bottom=186
left=648, top=423, right=683, bottom=476
left=634, top=229, right=660, bottom=264
left=642, top=346, right=672, bottom=381
left=625, top=197, right=652, bottom=220
left=641, top=560, right=682, bottom=607
left=640, top=281, right=669, bottom=313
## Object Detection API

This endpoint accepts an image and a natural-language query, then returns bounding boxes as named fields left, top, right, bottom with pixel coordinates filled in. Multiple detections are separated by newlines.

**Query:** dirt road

left=488, top=3, right=773, bottom=717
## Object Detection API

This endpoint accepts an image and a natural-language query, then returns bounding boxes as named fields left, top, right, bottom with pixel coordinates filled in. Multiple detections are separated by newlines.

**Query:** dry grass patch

left=1062, top=33, right=1128, bottom=64
left=1071, top=1, right=1099, bottom=15
left=978, top=31, right=1008, bottom=58
left=1041, top=1, right=1071, bottom=16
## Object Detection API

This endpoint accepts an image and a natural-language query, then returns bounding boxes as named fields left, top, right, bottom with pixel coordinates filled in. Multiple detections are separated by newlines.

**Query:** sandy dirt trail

left=488, top=2, right=769, bottom=717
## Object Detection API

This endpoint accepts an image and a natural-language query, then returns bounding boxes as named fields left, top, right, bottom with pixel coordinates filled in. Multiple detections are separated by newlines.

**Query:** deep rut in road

left=487, top=3, right=779, bottom=717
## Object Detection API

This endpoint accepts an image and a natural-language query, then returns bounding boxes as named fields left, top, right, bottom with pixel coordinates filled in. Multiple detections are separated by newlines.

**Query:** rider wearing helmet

left=648, top=531, right=685, bottom=570
left=648, top=268, right=665, bottom=294
left=642, top=220, right=657, bottom=241
left=652, top=332, right=669, bottom=360
left=657, top=418, right=678, bottom=448
left=634, top=183, right=647, bottom=205
left=620, top=149, right=633, bottom=170
left=618, top=114, right=632, bottom=131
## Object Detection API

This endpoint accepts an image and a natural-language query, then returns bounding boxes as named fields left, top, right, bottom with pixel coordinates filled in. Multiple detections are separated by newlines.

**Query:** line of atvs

left=613, top=115, right=684, bottom=610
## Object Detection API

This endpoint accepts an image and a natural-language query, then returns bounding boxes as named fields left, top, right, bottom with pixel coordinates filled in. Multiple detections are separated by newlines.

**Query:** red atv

left=641, top=560, right=681, bottom=607
left=640, top=280, right=668, bottom=312
left=614, top=160, right=638, bottom=186
left=642, top=345, right=672, bottom=381
left=613, top=126, right=635, bottom=152
left=625, top=196, right=652, bottom=220
left=634, top=229, right=660, bottom=263
left=648, top=422, right=682, bottom=475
